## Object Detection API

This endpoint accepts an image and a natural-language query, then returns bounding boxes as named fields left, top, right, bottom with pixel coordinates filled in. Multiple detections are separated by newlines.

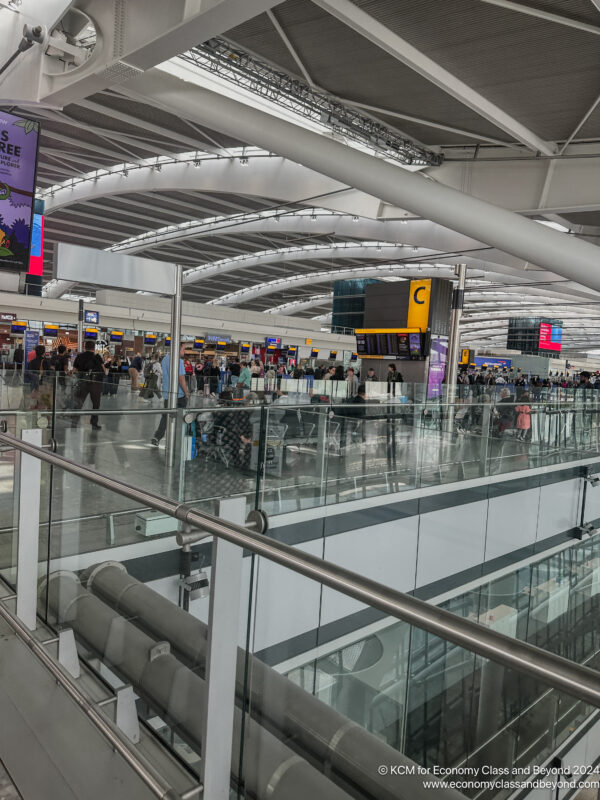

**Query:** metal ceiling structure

left=2, top=0, right=600, bottom=352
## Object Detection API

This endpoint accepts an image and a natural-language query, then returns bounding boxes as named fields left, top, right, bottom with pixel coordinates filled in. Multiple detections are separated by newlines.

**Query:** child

left=515, top=393, right=532, bottom=441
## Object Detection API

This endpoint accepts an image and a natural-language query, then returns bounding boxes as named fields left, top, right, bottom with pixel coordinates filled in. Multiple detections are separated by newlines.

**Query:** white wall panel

left=536, top=478, right=581, bottom=541
left=582, top=479, right=600, bottom=522
left=485, top=488, right=540, bottom=561
left=250, top=539, right=324, bottom=654
left=416, top=500, right=488, bottom=587
left=320, top=517, right=419, bottom=625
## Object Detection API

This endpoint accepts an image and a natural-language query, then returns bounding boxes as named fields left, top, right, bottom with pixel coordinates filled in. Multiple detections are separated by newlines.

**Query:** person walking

left=72, top=341, right=106, bottom=429
left=151, top=343, right=190, bottom=446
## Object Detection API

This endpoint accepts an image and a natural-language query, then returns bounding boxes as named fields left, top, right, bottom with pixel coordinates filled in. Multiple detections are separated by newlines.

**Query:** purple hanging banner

left=0, top=111, right=40, bottom=272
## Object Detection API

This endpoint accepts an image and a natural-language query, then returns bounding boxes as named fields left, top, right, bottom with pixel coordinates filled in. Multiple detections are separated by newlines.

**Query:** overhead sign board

left=406, top=279, right=432, bottom=332
left=0, top=111, right=40, bottom=273
left=54, top=243, right=178, bottom=295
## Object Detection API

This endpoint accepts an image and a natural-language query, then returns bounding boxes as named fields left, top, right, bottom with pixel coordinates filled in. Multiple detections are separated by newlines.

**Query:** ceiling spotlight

left=239, top=156, right=249, bottom=166
left=154, top=162, right=162, bottom=172
left=311, top=213, right=317, bottom=221
left=376, top=244, right=382, bottom=251
left=193, top=159, right=202, bottom=168
left=401, top=220, right=408, bottom=225
left=274, top=216, right=280, bottom=223
left=412, top=246, right=418, bottom=252
left=122, top=168, right=128, bottom=177
left=352, top=216, right=359, bottom=221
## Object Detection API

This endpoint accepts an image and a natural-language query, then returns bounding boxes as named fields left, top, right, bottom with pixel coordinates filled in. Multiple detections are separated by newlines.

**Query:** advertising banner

left=24, top=329, right=39, bottom=362
left=0, top=111, right=40, bottom=272
left=427, top=334, right=448, bottom=399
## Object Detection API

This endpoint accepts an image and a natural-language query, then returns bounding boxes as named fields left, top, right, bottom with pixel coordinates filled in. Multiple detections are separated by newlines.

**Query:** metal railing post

left=202, top=496, right=246, bottom=800
left=16, top=427, right=42, bottom=630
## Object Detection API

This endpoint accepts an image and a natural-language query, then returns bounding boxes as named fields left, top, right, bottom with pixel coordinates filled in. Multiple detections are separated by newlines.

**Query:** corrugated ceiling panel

left=349, top=0, right=600, bottom=140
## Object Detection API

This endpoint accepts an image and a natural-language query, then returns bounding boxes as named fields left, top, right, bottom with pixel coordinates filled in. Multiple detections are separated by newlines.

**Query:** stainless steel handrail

left=0, top=597, right=188, bottom=799
left=2, top=428, right=600, bottom=708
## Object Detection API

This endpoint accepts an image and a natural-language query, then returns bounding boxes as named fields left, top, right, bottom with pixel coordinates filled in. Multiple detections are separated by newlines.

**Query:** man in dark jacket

left=73, top=341, right=106, bottom=429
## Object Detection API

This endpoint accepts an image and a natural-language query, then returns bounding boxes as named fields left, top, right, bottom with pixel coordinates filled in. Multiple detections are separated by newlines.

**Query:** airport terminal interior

left=2, top=1, right=600, bottom=799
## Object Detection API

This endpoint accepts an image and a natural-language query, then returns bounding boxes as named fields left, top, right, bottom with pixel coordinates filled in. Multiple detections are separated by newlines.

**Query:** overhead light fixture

left=239, top=156, right=249, bottom=165
left=352, top=216, right=359, bottom=221
left=311, top=213, right=317, bottom=221
left=412, top=246, right=418, bottom=252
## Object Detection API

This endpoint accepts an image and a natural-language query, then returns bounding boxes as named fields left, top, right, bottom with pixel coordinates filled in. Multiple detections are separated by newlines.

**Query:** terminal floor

left=0, top=388, right=584, bottom=571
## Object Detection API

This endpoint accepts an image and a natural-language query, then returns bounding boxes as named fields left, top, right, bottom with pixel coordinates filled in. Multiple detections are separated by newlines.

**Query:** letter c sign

left=407, top=278, right=432, bottom=330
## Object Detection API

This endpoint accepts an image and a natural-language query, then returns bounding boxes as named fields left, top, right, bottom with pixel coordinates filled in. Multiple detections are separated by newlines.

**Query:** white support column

left=201, top=496, right=246, bottom=800
left=16, top=428, right=42, bottom=630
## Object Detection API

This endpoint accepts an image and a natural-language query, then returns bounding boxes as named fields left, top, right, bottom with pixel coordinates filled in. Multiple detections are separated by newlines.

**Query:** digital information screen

left=266, top=336, right=281, bottom=346
left=84, top=328, right=98, bottom=340
left=43, top=324, right=59, bottom=338
left=144, top=335, right=157, bottom=345
left=310, top=348, right=319, bottom=358
left=355, top=330, right=424, bottom=359
left=84, top=310, right=99, bottom=325
left=538, top=322, right=562, bottom=352
left=11, top=321, right=26, bottom=334
left=240, top=343, right=251, bottom=354
left=409, top=333, right=422, bottom=359
left=329, top=350, right=338, bottom=360
left=194, top=338, right=205, bottom=350
left=110, top=331, right=123, bottom=342
left=216, top=340, right=227, bottom=351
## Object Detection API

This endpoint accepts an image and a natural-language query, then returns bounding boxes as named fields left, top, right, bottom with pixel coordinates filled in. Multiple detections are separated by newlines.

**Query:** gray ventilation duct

left=122, top=69, right=600, bottom=292
left=80, top=561, right=464, bottom=800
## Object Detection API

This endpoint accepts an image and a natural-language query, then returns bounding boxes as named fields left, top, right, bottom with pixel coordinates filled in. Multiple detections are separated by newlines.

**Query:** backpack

left=143, top=362, right=153, bottom=378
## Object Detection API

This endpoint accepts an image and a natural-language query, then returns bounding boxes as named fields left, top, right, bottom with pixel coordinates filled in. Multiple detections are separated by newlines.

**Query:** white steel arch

left=183, top=242, right=531, bottom=286
left=208, top=264, right=507, bottom=306
left=264, top=294, right=334, bottom=315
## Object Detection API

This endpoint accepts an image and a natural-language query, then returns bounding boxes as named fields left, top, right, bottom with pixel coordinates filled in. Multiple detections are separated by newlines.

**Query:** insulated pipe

left=82, top=562, right=465, bottom=800
left=121, top=70, right=600, bottom=292
left=42, top=571, right=352, bottom=800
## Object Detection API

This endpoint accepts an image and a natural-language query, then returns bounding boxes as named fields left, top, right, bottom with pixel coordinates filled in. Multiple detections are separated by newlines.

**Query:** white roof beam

left=478, top=0, right=600, bottom=35
left=312, top=0, right=555, bottom=154
left=267, top=9, right=316, bottom=87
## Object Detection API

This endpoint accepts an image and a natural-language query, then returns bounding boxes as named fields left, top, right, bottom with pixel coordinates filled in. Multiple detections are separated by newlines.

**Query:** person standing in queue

left=151, top=342, right=190, bottom=446
left=129, top=351, right=143, bottom=392
left=73, top=340, right=106, bottom=430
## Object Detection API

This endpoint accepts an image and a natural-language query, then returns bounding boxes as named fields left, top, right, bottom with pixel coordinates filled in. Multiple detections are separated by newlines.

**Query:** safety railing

left=1, top=427, right=600, bottom=800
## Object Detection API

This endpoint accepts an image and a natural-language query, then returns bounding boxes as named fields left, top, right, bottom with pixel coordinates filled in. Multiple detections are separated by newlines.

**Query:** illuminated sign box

left=144, top=334, right=157, bottom=345
left=43, top=323, right=59, bottom=338
left=84, top=328, right=98, bottom=340
left=310, top=348, right=319, bottom=358
left=84, top=310, right=99, bottom=325
left=194, top=338, right=205, bottom=350
left=11, top=321, right=27, bottom=334
left=329, top=350, right=338, bottom=360
left=240, top=342, right=251, bottom=354
left=266, top=336, right=281, bottom=346
left=538, top=322, right=562, bottom=352
left=110, top=331, right=124, bottom=342
left=216, top=340, right=227, bottom=351
left=165, top=336, right=171, bottom=347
